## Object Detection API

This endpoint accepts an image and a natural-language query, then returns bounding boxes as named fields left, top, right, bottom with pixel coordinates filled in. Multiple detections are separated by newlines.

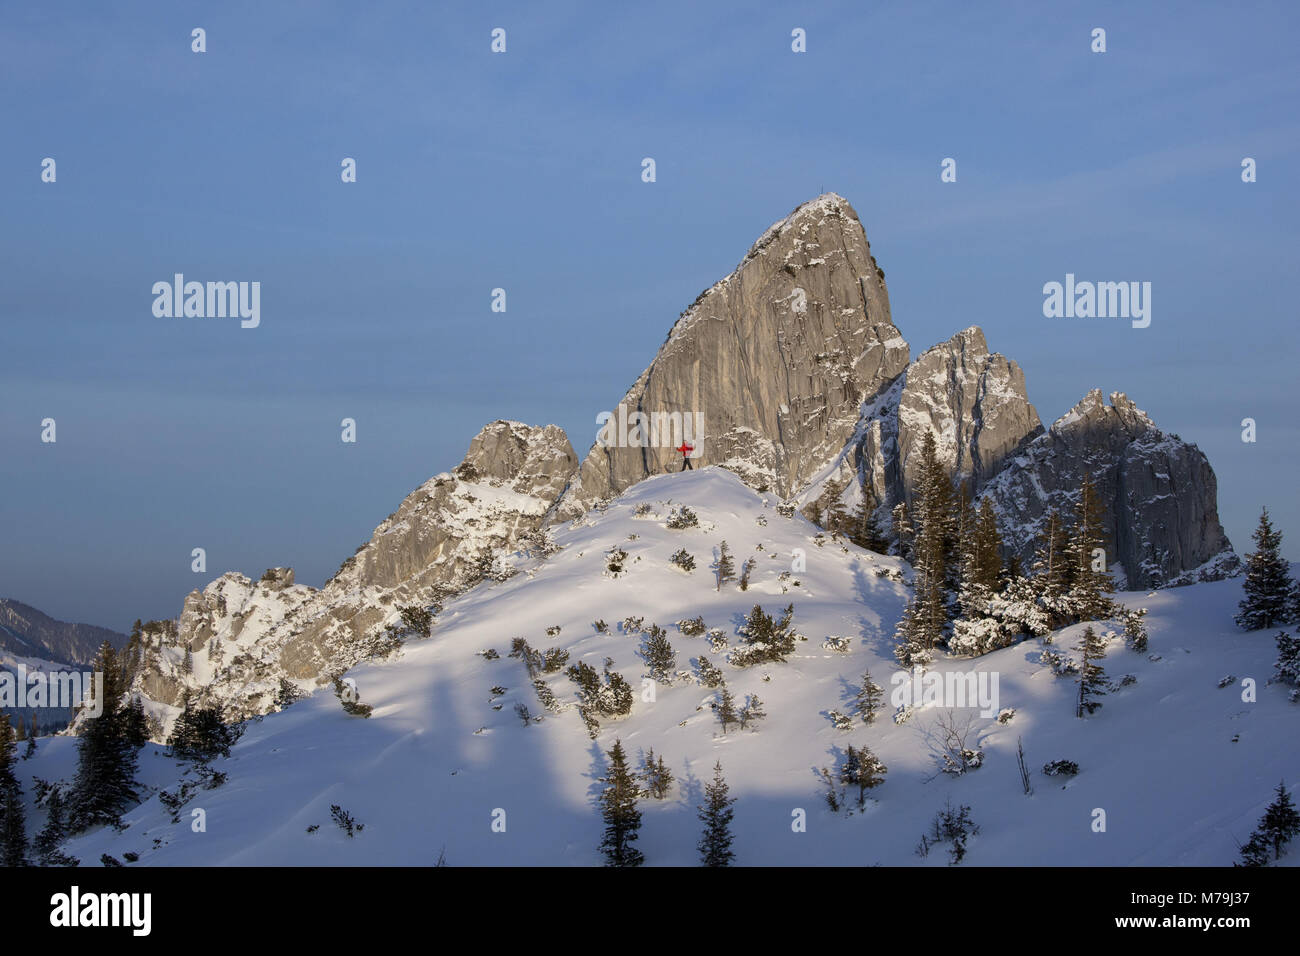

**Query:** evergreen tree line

left=890, top=431, right=1117, bottom=666
left=1, top=640, right=242, bottom=867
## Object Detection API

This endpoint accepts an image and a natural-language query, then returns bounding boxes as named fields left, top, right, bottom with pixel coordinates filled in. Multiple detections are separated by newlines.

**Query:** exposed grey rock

left=555, top=192, right=909, bottom=517
left=120, top=420, right=577, bottom=731
left=978, top=390, right=1236, bottom=589
left=801, top=326, right=1041, bottom=517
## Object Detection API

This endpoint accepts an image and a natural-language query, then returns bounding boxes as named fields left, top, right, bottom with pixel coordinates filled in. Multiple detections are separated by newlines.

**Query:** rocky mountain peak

left=555, top=191, right=909, bottom=517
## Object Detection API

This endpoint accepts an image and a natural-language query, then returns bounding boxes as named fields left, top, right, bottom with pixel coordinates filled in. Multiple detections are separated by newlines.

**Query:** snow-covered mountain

left=18, top=469, right=1296, bottom=866
left=105, top=192, right=1236, bottom=740
left=0, top=599, right=126, bottom=667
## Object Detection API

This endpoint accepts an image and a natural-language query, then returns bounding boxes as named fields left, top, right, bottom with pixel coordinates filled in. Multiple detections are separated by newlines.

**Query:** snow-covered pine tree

left=168, top=695, right=241, bottom=765
left=598, top=739, right=644, bottom=867
left=1235, top=508, right=1296, bottom=631
left=854, top=669, right=884, bottom=725
left=1074, top=625, right=1107, bottom=717
left=822, top=478, right=851, bottom=538
left=1274, top=630, right=1300, bottom=695
left=0, top=714, right=27, bottom=866
left=1258, top=781, right=1300, bottom=860
left=738, top=557, right=756, bottom=591
left=894, top=432, right=956, bottom=666
left=33, top=786, right=76, bottom=866
left=738, top=694, right=766, bottom=729
left=716, top=687, right=739, bottom=733
left=950, top=498, right=1012, bottom=656
left=840, top=744, right=887, bottom=808
left=715, top=540, right=736, bottom=591
left=733, top=602, right=797, bottom=666
left=1063, top=475, right=1116, bottom=621
left=67, top=641, right=140, bottom=832
left=848, top=486, right=889, bottom=553
left=891, top=502, right=914, bottom=562
left=641, top=626, right=676, bottom=684
left=950, top=482, right=976, bottom=593
left=1123, top=607, right=1149, bottom=653
left=697, top=761, right=736, bottom=866
left=1030, top=508, right=1071, bottom=625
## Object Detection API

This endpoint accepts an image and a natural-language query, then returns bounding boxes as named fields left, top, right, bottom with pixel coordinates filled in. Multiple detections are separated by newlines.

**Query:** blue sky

left=2, top=1, right=1297, bottom=630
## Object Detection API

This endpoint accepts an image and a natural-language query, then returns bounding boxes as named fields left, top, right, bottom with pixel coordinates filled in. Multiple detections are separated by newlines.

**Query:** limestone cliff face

left=111, top=193, right=1238, bottom=735
left=801, top=326, right=1043, bottom=522
left=122, top=422, right=577, bottom=731
left=555, top=193, right=910, bottom=516
left=978, top=390, right=1236, bottom=589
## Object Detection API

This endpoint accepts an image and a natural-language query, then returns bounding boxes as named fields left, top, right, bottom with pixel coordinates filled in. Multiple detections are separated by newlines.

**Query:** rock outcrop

left=800, top=326, right=1042, bottom=517
left=978, top=390, right=1236, bottom=589
left=120, top=421, right=577, bottom=729
left=555, top=193, right=909, bottom=516
left=108, top=192, right=1238, bottom=736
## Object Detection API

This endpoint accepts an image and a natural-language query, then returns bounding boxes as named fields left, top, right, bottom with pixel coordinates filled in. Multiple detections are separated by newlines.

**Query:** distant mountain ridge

left=0, top=598, right=127, bottom=667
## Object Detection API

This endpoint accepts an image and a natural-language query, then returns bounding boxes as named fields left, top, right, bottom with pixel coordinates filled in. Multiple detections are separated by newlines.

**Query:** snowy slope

left=17, top=469, right=1298, bottom=866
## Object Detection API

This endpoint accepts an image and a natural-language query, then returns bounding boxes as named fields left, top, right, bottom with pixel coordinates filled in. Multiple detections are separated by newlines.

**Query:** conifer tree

left=641, top=626, right=676, bottom=684
left=854, top=670, right=884, bottom=725
left=840, top=744, right=888, bottom=808
left=168, top=693, right=240, bottom=765
left=697, top=761, right=736, bottom=867
left=734, top=603, right=798, bottom=665
left=1258, top=781, right=1300, bottom=861
left=34, top=788, right=76, bottom=866
left=1064, top=475, right=1116, bottom=621
left=640, top=750, right=674, bottom=799
left=0, top=715, right=27, bottom=866
left=1031, top=509, right=1071, bottom=622
left=67, top=641, right=140, bottom=831
left=950, top=498, right=1011, bottom=656
left=1273, top=630, right=1300, bottom=691
left=1123, top=607, right=1149, bottom=653
left=894, top=432, right=956, bottom=666
left=1235, top=508, right=1296, bottom=631
left=891, top=502, right=914, bottom=562
left=738, top=694, right=766, bottom=730
left=849, top=487, right=890, bottom=553
left=598, top=739, right=644, bottom=867
left=715, top=541, right=736, bottom=591
left=716, top=687, right=739, bottom=733
left=1075, top=625, right=1107, bottom=717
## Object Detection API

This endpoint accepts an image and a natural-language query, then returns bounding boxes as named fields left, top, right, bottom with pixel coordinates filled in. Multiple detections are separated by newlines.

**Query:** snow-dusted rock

left=979, top=390, right=1236, bottom=589
left=556, top=192, right=909, bottom=514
